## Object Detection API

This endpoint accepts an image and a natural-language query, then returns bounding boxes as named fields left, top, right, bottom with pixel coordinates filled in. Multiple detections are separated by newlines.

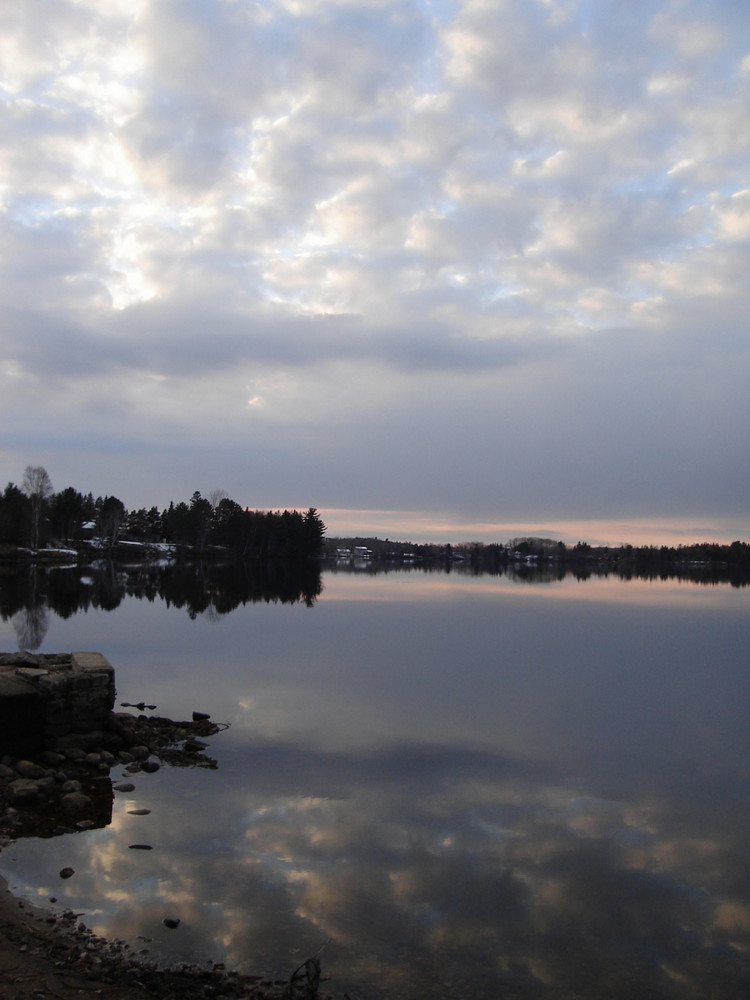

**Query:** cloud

left=1, top=0, right=748, bottom=534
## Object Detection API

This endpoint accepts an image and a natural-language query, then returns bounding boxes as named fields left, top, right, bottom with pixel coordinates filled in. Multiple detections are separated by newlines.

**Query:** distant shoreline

left=0, top=536, right=748, bottom=588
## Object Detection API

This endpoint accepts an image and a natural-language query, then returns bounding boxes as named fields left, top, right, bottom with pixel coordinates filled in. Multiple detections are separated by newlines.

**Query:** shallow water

left=1, top=568, right=748, bottom=998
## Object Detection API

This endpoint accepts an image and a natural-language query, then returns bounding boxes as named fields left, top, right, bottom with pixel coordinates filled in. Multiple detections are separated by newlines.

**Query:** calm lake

left=1, top=564, right=748, bottom=999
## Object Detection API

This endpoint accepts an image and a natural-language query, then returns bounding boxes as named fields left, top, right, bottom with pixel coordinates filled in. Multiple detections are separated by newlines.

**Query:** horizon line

left=315, top=509, right=749, bottom=549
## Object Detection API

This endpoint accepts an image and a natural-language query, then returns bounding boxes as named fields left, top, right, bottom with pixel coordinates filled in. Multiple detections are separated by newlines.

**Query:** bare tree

left=208, top=488, right=229, bottom=509
left=22, top=465, right=53, bottom=550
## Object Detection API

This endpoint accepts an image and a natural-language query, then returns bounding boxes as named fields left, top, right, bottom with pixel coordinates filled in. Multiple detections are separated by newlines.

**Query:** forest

left=0, top=466, right=326, bottom=563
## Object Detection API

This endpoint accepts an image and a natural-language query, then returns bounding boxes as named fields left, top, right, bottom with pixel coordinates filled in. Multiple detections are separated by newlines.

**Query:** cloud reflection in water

left=1, top=571, right=748, bottom=998
left=3, top=736, right=748, bottom=999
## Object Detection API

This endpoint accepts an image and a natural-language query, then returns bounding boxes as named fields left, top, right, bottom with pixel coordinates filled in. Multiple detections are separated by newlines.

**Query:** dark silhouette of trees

left=1, top=472, right=330, bottom=563
left=0, top=483, right=29, bottom=546
left=98, top=496, right=126, bottom=551
left=50, top=486, right=87, bottom=542
left=189, top=491, right=213, bottom=551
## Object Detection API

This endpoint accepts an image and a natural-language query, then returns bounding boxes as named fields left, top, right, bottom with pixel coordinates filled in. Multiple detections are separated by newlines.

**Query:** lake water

left=1, top=565, right=748, bottom=998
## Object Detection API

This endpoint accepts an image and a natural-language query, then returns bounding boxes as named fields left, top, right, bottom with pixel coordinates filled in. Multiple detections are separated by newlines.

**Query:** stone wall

left=0, top=652, right=115, bottom=753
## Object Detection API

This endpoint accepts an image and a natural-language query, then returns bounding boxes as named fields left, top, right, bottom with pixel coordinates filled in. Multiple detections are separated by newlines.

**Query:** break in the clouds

left=1, top=0, right=748, bottom=540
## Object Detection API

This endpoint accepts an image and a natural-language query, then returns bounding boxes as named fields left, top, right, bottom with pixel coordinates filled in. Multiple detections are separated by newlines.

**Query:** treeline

left=325, top=535, right=750, bottom=586
left=0, top=466, right=325, bottom=562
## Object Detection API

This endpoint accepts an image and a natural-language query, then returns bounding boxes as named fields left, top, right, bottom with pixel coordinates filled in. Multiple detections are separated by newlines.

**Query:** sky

left=1, top=0, right=748, bottom=546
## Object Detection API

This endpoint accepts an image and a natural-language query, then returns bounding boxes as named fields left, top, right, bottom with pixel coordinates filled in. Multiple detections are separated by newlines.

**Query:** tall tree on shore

left=189, top=491, right=213, bottom=551
left=50, top=486, right=87, bottom=542
left=303, top=508, right=326, bottom=556
left=98, top=495, right=126, bottom=551
left=0, top=483, right=29, bottom=546
left=22, top=465, right=53, bottom=551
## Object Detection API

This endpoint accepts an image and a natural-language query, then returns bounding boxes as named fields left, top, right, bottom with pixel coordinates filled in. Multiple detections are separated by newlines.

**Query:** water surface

left=1, top=568, right=748, bottom=998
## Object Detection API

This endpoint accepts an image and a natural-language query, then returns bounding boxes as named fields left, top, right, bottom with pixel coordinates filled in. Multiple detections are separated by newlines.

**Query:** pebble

left=59, top=867, right=75, bottom=879
left=113, top=782, right=136, bottom=793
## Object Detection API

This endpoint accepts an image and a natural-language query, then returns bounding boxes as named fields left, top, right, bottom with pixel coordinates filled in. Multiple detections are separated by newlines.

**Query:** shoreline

left=0, top=868, right=297, bottom=999
left=0, top=680, right=326, bottom=1000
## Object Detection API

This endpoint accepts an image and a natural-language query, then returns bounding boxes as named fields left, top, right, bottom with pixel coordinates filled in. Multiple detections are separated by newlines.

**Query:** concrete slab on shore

left=0, top=652, right=115, bottom=754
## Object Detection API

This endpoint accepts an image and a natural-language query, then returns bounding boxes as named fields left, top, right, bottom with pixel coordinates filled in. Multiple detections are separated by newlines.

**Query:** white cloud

left=1, top=0, right=748, bottom=534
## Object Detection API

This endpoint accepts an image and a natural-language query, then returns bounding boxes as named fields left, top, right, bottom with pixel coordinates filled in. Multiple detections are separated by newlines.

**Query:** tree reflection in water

left=0, top=559, right=323, bottom=631
left=0, top=566, right=748, bottom=999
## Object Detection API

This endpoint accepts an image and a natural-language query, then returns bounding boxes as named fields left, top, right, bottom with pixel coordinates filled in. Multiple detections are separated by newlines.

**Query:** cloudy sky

left=1, top=0, right=748, bottom=544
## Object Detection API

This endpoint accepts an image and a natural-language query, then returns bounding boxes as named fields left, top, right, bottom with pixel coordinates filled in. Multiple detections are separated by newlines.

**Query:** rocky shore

left=0, top=654, right=331, bottom=1000
left=0, top=878, right=299, bottom=1000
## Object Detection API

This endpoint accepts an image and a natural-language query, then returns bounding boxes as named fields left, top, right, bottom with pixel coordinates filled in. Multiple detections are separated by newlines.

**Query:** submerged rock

left=60, top=791, right=93, bottom=814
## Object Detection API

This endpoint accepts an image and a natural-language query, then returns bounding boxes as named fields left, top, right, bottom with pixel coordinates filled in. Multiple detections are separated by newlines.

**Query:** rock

left=0, top=763, right=15, bottom=780
left=128, top=844, right=152, bottom=850
left=15, top=760, right=46, bottom=779
left=140, top=760, right=160, bottom=773
left=84, top=753, right=101, bottom=767
left=163, top=917, right=180, bottom=929
left=113, top=782, right=136, bottom=793
left=8, top=778, right=42, bottom=803
left=130, top=745, right=150, bottom=761
left=100, top=731, right=124, bottom=750
left=59, top=867, right=75, bottom=879
left=127, top=808, right=151, bottom=815
left=61, top=778, right=82, bottom=793
left=192, top=711, right=210, bottom=721
left=61, top=791, right=93, bottom=814
left=184, top=739, right=207, bottom=753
